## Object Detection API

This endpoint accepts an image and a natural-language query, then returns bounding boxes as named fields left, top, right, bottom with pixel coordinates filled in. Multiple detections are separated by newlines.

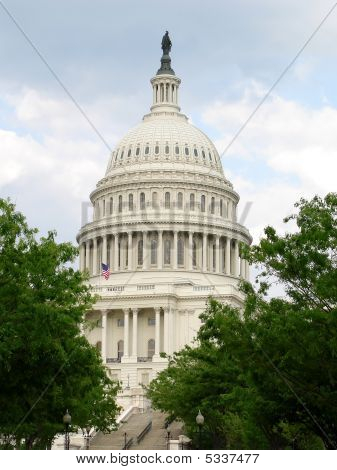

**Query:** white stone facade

left=77, top=45, right=252, bottom=396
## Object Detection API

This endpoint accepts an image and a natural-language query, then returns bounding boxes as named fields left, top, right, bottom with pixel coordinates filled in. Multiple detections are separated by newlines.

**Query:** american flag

left=101, top=263, right=110, bottom=280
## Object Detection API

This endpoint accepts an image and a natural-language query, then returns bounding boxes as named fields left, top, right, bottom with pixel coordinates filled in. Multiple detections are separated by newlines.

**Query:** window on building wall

left=201, top=195, right=205, bottom=212
left=118, top=242, right=121, bottom=268
left=115, top=151, right=118, bottom=161
left=164, top=239, right=171, bottom=264
left=190, top=193, right=195, bottom=211
left=148, top=339, right=155, bottom=358
left=128, top=193, right=134, bottom=211
left=127, top=148, right=131, bottom=158
left=202, top=150, right=206, bottom=159
left=213, top=244, right=216, bottom=270
left=118, top=195, right=123, bottom=213
left=140, top=192, right=145, bottom=210
left=175, top=145, right=179, bottom=155
left=136, top=146, right=140, bottom=156
left=155, top=145, right=159, bottom=155
left=220, top=199, right=223, bottom=216
left=145, top=145, right=149, bottom=155
left=192, top=239, right=197, bottom=268
left=117, top=340, right=124, bottom=359
left=117, top=318, right=124, bottom=327
left=110, top=197, right=113, bottom=215
left=152, top=192, right=158, bottom=208
left=194, top=148, right=198, bottom=157
left=209, top=151, right=213, bottom=162
left=138, top=239, right=143, bottom=266
left=165, top=192, right=170, bottom=209
left=103, top=199, right=106, bottom=216
left=120, top=150, right=124, bottom=160
left=165, top=145, right=169, bottom=154
left=151, top=239, right=157, bottom=265
left=178, top=237, right=184, bottom=265
left=177, top=192, right=183, bottom=209
left=148, top=318, right=155, bottom=326
left=141, top=372, right=150, bottom=385
left=185, top=146, right=189, bottom=156
left=211, top=197, right=215, bottom=214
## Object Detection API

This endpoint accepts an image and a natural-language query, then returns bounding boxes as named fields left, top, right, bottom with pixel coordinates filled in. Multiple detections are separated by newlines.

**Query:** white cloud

left=203, top=82, right=337, bottom=241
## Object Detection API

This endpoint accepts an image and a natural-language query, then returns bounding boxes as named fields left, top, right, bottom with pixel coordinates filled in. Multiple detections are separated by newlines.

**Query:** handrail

left=122, top=437, right=133, bottom=450
left=137, top=421, right=152, bottom=444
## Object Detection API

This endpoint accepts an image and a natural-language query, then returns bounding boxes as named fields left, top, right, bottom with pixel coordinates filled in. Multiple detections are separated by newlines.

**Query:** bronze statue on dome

left=161, top=31, right=172, bottom=55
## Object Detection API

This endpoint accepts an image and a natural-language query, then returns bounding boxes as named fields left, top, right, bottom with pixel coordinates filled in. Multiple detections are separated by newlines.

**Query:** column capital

left=123, top=308, right=130, bottom=315
left=131, top=308, right=139, bottom=315
left=101, top=309, right=109, bottom=316
left=154, top=307, right=161, bottom=314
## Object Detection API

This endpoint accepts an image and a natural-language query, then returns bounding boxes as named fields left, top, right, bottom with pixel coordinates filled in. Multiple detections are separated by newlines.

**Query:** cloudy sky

left=1, top=0, right=337, bottom=249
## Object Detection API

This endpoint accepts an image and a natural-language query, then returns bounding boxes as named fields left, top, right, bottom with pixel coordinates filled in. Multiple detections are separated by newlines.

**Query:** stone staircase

left=89, top=410, right=184, bottom=450
left=131, top=411, right=183, bottom=450
left=90, top=411, right=151, bottom=450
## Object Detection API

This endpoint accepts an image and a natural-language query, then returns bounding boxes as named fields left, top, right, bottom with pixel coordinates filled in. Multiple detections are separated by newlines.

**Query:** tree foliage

left=0, top=199, right=120, bottom=449
left=147, top=193, right=337, bottom=449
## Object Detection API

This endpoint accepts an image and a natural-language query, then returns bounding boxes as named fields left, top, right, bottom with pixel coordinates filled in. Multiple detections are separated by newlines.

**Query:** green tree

left=0, top=199, right=120, bottom=449
left=147, top=193, right=337, bottom=449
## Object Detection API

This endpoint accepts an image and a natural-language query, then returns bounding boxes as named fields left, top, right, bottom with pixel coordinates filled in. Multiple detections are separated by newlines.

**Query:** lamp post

left=195, top=410, right=204, bottom=450
left=83, top=426, right=91, bottom=450
left=63, top=410, right=71, bottom=450
left=166, top=424, right=171, bottom=450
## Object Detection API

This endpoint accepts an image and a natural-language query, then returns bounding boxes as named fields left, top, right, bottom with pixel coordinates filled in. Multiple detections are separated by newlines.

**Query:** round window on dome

left=209, top=152, right=213, bottom=161
left=165, top=145, right=169, bottom=154
left=185, top=147, right=189, bottom=156
left=202, top=150, right=206, bottom=159
left=194, top=148, right=198, bottom=157
left=120, top=151, right=124, bottom=160
left=127, top=148, right=131, bottom=158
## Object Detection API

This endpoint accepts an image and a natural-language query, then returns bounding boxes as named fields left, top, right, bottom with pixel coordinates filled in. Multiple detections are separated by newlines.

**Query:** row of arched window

left=111, top=144, right=219, bottom=167
left=96, top=339, right=155, bottom=359
left=95, top=192, right=233, bottom=218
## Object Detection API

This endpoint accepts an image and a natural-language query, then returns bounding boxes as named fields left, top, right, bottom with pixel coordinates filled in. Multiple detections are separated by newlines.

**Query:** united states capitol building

left=77, top=32, right=251, bottom=408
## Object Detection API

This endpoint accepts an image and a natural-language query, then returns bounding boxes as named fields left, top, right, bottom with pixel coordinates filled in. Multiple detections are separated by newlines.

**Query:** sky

left=1, top=0, right=337, bottom=252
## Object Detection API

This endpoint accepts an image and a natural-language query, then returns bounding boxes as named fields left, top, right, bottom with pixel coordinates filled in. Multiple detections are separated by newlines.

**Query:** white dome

left=105, top=113, right=224, bottom=177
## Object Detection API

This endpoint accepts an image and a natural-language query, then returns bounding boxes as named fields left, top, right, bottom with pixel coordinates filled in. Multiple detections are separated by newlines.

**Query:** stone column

left=80, top=242, right=85, bottom=271
left=101, top=310, right=108, bottom=364
left=173, top=231, right=178, bottom=269
left=123, top=309, right=129, bottom=358
left=114, top=234, right=119, bottom=271
left=163, top=307, right=169, bottom=353
left=92, top=237, right=98, bottom=276
left=154, top=307, right=161, bottom=356
left=188, top=232, right=193, bottom=270
left=245, top=260, right=250, bottom=281
left=203, top=233, right=207, bottom=271
left=102, top=235, right=108, bottom=265
left=234, top=240, right=239, bottom=277
left=215, top=235, right=220, bottom=273
left=128, top=232, right=133, bottom=270
left=143, top=231, right=148, bottom=269
left=85, top=240, right=91, bottom=271
left=240, top=256, right=245, bottom=278
left=131, top=308, right=138, bottom=358
left=157, top=230, right=163, bottom=269
left=109, top=238, right=113, bottom=271
left=225, top=237, right=231, bottom=275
